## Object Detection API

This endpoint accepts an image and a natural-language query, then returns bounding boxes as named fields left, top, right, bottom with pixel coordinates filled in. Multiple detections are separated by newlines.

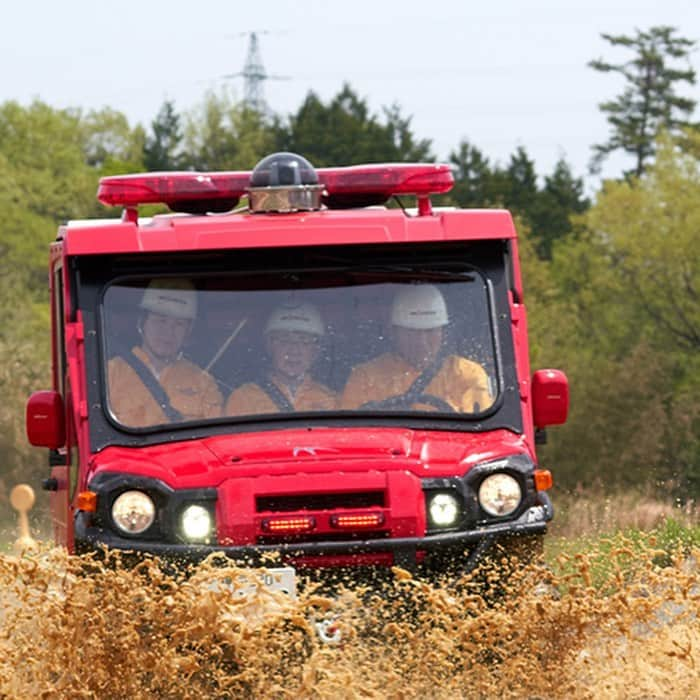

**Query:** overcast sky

left=3, top=0, right=699, bottom=190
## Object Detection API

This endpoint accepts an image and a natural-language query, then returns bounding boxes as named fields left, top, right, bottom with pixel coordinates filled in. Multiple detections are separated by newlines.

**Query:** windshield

left=102, top=268, right=498, bottom=430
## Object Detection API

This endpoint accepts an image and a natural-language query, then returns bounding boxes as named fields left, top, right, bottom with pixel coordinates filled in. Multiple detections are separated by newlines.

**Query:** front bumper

left=75, top=497, right=552, bottom=572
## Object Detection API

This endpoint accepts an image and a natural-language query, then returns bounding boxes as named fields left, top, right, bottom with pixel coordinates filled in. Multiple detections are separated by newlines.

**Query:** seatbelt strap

left=402, top=354, right=444, bottom=404
left=260, top=378, right=295, bottom=413
left=121, top=351, right=184, bottom=422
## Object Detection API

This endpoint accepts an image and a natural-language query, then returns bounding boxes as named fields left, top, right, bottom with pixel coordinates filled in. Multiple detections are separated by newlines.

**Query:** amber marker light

left=77, top=491, right=98, bottom=512
left=330, top=512, right=385, bottom=529
left=534, top=469, right=553, bottom=492
left=262, top=516, right=316, bottom=533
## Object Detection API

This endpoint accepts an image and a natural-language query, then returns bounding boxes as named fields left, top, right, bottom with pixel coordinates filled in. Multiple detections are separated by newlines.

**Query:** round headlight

left=428, top=492, right=460, bottom=527
left=181, top=504, right=212, bottom=541
left=111, top=490, right=155, bottom=535
left=478, top=473, right=522, bottom=517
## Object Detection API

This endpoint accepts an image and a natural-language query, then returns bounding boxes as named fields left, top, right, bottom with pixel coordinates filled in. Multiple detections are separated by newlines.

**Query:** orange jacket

left=340, top=352, right=493, bottom=413
left=225, top=375, right=337, bottom=416
left=108, top=347, right=222, bottom=427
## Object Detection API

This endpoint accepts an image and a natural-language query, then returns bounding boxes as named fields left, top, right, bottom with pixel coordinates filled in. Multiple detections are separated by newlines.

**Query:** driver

left=108, top=279, right=222, bottom=427
left=225, top=301, right=337, bottom=415
left=340, top=284, right=493, bottom=413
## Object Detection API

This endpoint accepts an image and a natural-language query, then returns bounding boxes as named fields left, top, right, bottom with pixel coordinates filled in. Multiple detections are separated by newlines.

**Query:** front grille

left=257, top=530, right=389, bottom=545
left=256, top=491, right=385, bottom=512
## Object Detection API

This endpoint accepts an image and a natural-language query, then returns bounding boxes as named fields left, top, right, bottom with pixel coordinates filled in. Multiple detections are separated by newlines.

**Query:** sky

left=3, top=0, right=700, bottom=191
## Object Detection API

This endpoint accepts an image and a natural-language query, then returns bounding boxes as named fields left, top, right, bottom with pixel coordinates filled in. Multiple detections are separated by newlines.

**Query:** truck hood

left=90, top=426, right=532, bottom=490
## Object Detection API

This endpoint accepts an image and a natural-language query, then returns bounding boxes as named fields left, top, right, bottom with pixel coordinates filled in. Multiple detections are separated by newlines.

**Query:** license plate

left=216, top=566, right=297, bottom=600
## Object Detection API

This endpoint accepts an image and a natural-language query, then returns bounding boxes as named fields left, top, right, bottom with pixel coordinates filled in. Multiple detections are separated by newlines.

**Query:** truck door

left=48, top=263, right=75, bottom=548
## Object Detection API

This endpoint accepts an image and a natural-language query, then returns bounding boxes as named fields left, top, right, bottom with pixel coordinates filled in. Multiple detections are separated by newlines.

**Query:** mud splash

left=0, top=539, right=698, bottom=699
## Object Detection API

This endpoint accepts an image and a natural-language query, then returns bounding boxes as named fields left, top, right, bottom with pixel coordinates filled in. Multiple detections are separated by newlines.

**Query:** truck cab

left=26, top=152, right=568, bottom=582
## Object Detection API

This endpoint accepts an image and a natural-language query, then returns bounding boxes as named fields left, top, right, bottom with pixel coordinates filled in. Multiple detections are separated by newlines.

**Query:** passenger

left=225, top=301, right=336, bottom=415
left=108, top=279, right=222, bottom=427
left=341, top=284, right=493, bottom=413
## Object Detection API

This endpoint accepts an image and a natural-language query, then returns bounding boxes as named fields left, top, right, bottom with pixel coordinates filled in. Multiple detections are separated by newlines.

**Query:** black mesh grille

left=257, top=531, right=389, bottom=545
left=256, top=491, right=385, bottom=512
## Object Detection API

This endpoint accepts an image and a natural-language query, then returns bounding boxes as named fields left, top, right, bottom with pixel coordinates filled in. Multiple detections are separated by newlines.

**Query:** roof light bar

left=96, top=163, right=454, bottom=213
left=318, top=164, right=454, bottom=209
left=97, top=171, right=250, bottom=213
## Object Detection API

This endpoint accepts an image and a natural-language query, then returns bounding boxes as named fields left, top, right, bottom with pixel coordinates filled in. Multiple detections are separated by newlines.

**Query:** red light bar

left=330, top=512, right=385, bottom=529
left=96, top=163, right=454, bottom=213
left=318, top=164, right=454, bottom=209
left=97, top=171, right=250, bottom=213
left=262, top=516, right=316, bottom=534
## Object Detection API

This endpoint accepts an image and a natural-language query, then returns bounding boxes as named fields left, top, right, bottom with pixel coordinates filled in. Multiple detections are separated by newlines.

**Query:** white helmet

left=391, top=284, right=448, bottom=330
left=140, top=279, right=197, bottom=320
left=265, top=302, right=325, bottom=336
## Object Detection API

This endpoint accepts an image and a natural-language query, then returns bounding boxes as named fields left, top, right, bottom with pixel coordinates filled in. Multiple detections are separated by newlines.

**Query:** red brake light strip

left=330, top=512, right=385, bottom=529
left=262, top=516, right=316, bottom=533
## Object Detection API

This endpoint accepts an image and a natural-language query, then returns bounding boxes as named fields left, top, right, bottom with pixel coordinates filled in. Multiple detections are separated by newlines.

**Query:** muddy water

left=0, top=541, right=698, bottom=699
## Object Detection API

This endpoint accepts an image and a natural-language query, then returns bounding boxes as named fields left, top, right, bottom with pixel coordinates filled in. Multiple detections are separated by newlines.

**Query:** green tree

left=0, top=101, right=96, bottom=223
left=447, top=142, right=534, bottom=211
left=276, top=83, right=433, bottom=166
left=529, top=158, right=589, bottom=259
left=143, top=100, right=184, bottom=171
left=183, top=89, right=276, bottom=170
left=448, top=142, right=588, bottom=260
left=0, top=100, right=130, bottom=507
left=503, top=146, right=538, bottom=212
left=586, top=133, right=700, bottom=353
left=448, top=140, right=496, bottom=207
left=533, top=133, right=700, bottom=495
left=589, top=26, right=697, bottom=177
left=382, top=103, right=433, bottom=162
left=81, top=107, right=145, bottom=175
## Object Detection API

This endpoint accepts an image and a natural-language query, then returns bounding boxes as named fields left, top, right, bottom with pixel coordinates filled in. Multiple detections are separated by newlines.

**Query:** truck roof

left=60, top=207, right=517, bottom=256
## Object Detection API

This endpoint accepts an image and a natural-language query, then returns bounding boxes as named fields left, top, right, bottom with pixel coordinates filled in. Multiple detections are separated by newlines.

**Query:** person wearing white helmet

left=225, top=301, right=336, bottom=415
left=108, top=279, right=222, bottom=427
left=341, top=284, right=493, bottom=413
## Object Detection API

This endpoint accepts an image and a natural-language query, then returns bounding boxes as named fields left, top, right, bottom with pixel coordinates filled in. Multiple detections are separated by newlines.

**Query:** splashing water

left=0, top=539, right=698, bottom=699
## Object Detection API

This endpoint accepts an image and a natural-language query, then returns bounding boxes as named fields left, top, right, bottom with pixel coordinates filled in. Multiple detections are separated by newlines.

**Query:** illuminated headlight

left=428, top=492, right=460, bottom=527
left=180, top=505, right=212, bottom=541
left=111, top=490, right=155, bottom=535
left=478, top=473, right=522, bottom=517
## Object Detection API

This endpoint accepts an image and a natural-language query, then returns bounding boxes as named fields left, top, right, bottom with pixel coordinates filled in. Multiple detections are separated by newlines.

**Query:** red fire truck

left=26, top=152, right=568, bottom=588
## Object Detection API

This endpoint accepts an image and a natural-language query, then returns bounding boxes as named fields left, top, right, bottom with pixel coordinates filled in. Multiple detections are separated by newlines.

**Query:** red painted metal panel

left=63, top=209, right=517, bottom=256
left=89, top=427, right=533, bottom=490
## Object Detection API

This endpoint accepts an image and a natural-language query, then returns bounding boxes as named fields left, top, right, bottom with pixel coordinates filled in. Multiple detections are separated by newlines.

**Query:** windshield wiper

left=359, top=265, right=476, bottom=283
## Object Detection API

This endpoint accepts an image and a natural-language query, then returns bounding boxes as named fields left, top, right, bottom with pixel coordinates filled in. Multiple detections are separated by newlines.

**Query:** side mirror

left=26, top=391, right=66, bottom=449
left=532, top=369, right=569, bottom=428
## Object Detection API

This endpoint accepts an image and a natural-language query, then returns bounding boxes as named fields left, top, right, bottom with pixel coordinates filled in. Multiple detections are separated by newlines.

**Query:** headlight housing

left=427, top=492, right=461, bottom=528
left=111, top=490, right=156, bottom=535
left=478, top=473, right=522, bottom=517
left=180, top=504, right=213, bottom=541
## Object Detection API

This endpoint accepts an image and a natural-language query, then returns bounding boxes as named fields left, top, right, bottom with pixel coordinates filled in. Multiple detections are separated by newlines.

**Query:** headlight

left=478, top=473, right=522, bottom=517
left=428, top=492, right=460, bottom=527
left=181, top=504, right=212, bottom=541
left=111, top=490, right=155, bottom=534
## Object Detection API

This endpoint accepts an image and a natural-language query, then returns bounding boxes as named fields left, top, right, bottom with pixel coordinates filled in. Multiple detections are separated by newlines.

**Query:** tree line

left=0, top=26, right=698, bottom=513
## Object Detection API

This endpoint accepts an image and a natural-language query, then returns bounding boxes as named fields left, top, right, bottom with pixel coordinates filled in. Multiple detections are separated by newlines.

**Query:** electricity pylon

left=224, top=31, right=290, bottom=113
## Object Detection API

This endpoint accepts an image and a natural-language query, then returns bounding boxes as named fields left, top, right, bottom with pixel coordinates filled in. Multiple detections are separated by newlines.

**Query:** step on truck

left=26, top=152, right=569, bottom=590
